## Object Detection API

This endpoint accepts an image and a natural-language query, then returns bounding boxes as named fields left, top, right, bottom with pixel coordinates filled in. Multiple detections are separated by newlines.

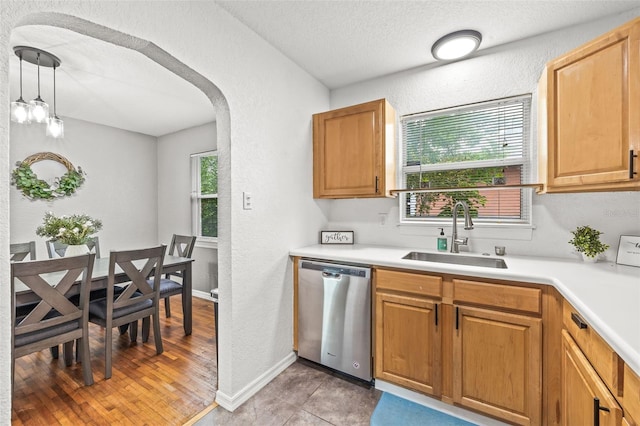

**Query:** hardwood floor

left=11, top=296, right=217, bottom=425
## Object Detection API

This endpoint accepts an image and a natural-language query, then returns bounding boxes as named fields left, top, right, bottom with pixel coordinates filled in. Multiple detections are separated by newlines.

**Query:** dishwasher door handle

left=322, top=271, right=341, bottom=279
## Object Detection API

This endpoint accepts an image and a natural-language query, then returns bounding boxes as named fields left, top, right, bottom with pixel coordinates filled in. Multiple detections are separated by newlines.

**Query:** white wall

left=157, top=122, right=218, bottom=294
left=328, top=9, right=640, bottom=261
left=10, top=117, right=158, bottom=259
left=1, top=2, right=331, bottom=419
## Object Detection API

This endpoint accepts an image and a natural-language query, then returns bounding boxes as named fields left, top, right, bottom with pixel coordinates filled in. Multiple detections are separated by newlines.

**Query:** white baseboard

left=375, top=380, right=509, bottom=426
left=215, top=352, right=297, bottom=412
left=193, top=289, right=214, bottom=301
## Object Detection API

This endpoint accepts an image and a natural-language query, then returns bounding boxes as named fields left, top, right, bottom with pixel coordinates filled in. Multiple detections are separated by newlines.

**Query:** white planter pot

left=581, top=253, right=598, bottom=263
left=64, top=244, right=90, bottom=257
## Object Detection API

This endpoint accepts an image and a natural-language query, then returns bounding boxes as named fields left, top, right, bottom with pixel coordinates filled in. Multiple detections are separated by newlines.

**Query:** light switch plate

left=243, top=192, right=252, bottom=210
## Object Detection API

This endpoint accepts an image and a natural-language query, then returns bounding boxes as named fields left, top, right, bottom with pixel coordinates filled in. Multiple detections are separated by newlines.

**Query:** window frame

left=398, top=94, right=534, bottom=228
left=191, top=150, right=218, bottom=247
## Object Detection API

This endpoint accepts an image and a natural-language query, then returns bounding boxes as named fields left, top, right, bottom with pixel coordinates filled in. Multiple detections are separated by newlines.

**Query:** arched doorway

left=7, top=12, right=230, bottom=423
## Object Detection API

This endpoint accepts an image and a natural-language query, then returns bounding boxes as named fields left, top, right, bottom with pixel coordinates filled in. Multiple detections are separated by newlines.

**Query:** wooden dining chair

left=159, top=234, right=197, bottom=318
left=10, top=241, right=36, bottom=262
left=88, top=245, right=166, bottom=379
left=11, top=253, right=96, bottom=389
left=46, top=237, right=101, bottom=258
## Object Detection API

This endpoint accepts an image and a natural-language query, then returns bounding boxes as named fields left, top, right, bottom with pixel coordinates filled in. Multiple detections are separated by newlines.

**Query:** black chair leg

left=50, top=345, right=59, bottom=359
left=164, top=297, right=171, bottom=318
left=63, top=341, right=74, bottom=367
left=142, top=317, right=151, bottom=343
left=119, top=324, right=129, bottom=335
left=130, top=321, right=138, bottom=342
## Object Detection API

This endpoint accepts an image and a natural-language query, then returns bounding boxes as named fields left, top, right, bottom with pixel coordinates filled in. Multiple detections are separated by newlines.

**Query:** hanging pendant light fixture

left=46, top=65, right=64, bottom=138
left=10, top=53, right=29, bottom=123
left=12, top=46, right=63, bottom=137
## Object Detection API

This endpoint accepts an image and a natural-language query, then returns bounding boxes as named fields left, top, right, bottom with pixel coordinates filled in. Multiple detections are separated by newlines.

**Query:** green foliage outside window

left=200, top=155, right=218, bottom=237
left=404, top=111, right=510, bottom=218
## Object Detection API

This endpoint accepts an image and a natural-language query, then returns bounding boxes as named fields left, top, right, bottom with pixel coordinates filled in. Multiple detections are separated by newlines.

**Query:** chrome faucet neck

left=450, top=201, right=474, bottom=253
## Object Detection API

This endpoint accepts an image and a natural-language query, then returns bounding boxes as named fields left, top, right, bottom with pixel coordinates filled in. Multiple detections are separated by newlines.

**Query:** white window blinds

left=400, top=95, right=532, bottom=224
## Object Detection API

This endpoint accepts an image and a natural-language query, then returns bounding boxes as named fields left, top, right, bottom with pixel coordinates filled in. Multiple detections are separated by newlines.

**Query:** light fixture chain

left=53, top=65, right=57, bottom=114
left=36, top=52, right=41, bottom=97
left=19, top=55, right=23, bottom=98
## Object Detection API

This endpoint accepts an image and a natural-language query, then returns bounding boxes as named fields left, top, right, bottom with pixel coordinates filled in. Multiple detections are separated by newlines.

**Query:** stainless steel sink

left=402, top=251, right=507, bottom=269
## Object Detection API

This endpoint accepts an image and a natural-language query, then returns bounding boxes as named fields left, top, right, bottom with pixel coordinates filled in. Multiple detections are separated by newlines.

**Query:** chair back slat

left=169, top=235, right=197, bottom=258
left=10, top=241, right=36, bottom=262
left=108, top=246, right=166, bottom=311
left=11, top=254, right=95, bottom=345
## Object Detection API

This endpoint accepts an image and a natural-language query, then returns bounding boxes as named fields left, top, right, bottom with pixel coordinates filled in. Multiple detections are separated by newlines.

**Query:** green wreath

left=11, top=152, right=86, bottom=200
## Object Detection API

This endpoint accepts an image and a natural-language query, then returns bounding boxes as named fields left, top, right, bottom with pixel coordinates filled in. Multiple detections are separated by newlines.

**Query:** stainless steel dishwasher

left=297, top=259, right=372, bottom=381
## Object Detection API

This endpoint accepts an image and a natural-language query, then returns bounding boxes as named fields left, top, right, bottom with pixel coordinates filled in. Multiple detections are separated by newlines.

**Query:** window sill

left=398, top=221, right=535, bottom=241
left=195, top=237, right=218, bottom=249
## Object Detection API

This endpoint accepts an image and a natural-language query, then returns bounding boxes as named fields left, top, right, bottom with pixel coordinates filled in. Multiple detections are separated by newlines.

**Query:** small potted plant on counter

left=569, top=225, right=610, bottom=262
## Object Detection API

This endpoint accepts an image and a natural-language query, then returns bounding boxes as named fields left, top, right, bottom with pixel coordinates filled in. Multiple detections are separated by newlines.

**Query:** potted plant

left=36, top=211, right=103, bottom=256
left=569, top=225, right=610, bottom=262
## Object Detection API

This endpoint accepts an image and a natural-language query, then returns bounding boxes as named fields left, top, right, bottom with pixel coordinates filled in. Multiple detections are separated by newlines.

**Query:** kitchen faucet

left=450, top=201, right=474, bottom=253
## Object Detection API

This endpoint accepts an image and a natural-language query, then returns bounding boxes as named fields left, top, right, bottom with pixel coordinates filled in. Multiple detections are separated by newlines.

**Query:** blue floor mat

left=370, top=393, right=477, bottom=426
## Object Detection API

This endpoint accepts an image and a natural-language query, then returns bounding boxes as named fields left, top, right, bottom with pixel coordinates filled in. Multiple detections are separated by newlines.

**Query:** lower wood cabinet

left=453, top=305, right=542, bottom=425
left=374, top=268, right=543, bottom=425
left=561, top=330, right=623, bottom=426
left=375, top=292, right=441, bottom=396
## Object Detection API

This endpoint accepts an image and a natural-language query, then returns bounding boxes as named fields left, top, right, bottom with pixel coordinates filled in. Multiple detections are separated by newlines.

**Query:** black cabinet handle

left=375, top=176, right=380, bottom=193
left=435, top=303, right=438, bottom=326
left=455, top=306, right=459, bottom=330
left=630, top=150, right=638, bottom=179
left=571, top=312, right=588, bottom=330
left=593, top=397, right=611, bottom=426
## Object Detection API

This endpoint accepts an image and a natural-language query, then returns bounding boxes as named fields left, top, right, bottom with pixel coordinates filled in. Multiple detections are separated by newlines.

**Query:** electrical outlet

left=379, top=213, right=388, bottom=226
left=243, top=192, right=253, bottom=210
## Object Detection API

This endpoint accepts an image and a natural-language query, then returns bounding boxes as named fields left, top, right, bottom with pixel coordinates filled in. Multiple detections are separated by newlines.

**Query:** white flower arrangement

left=36, top=211, right=103, bottom=245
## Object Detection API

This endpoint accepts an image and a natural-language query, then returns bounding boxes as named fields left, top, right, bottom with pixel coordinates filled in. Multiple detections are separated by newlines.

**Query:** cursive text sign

left=320, top=231, right=354, bottom=245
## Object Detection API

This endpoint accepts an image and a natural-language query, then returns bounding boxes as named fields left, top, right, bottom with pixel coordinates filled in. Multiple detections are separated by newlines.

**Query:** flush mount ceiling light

left=11, top=46, right=64, bottom=139
left=431, top=30, right=482, bottom=61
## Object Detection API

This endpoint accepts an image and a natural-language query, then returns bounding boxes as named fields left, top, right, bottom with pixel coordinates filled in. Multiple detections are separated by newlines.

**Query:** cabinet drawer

left=376, top=269, right=442, bottom=298
left=623, top=364, right=640, bottom=425
left=563, top=299, right=621, bottom=394
left=453, top=279, right=542, bottom=314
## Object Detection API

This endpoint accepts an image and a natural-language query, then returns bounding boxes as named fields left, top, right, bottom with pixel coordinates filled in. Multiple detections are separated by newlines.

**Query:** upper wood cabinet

left=538, top=17, right=640, bottom=193
left=313, top=99, right=396, bottom=198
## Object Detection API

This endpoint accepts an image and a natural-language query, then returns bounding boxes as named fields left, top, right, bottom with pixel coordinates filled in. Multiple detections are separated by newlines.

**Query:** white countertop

left=290, top=244, right=640, bottom=376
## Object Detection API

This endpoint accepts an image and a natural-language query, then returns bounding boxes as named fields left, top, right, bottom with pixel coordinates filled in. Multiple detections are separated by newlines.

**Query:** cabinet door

left=313, top=99, right=394, bottom=198
left=561, top=330, right=622, bottom=426
left=541, top=18, right=640, bottom=192
left=375, top=292, right=441, bottom=396
left=453, top=305, right=542, bottom=425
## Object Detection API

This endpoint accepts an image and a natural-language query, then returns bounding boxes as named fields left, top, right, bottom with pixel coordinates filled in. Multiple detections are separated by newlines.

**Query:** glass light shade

left=10, top=99, right=30, bottom=123
left=432, top=30, right=482, bottom=61
left=46, top=115, right=64, bottom=138
left=29, top=98, right=49, bottom=123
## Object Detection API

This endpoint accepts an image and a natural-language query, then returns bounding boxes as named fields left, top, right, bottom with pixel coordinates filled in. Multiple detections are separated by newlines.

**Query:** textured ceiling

left=8, top=1, right=640, bottom=136
left=9, top=25, right=214, bottom=137
left=216, top=0, right=640, bottom=89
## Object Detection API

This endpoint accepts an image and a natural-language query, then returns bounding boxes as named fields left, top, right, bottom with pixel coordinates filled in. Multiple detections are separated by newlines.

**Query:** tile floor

left=197, top=359, right=381, bottom=425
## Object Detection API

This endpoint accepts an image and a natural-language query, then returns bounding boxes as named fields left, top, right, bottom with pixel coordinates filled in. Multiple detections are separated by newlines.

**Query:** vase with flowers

left=36, top=211, right=103, bottom=256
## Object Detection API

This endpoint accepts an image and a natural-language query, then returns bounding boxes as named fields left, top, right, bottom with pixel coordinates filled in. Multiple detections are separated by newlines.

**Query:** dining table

left=13, top=254, right=195, bottom=335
